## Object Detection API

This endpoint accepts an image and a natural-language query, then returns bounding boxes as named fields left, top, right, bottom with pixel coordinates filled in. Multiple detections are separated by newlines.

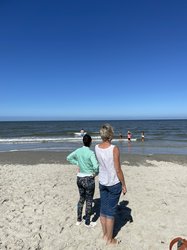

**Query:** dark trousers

left=77, top=176, right=95, bottom=225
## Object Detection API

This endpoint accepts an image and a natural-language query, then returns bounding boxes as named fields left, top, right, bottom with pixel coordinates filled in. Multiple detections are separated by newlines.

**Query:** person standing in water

left=141, top=131, right=145, bottom=142
left=119, top=132, right=123, bottom=140
left=80, top=128, right=85, bottom=136
left=127, top=131, right=132, bottom=142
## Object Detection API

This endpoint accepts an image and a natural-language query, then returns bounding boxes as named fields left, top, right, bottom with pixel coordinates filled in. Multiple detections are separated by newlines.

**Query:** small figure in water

left=141, top=131, right=145, bottom=142
left=119, top=132, right=123, bottom=139
left=80, top=128, right=85, bottom=137
left=127, top=131, right=132, bottom=142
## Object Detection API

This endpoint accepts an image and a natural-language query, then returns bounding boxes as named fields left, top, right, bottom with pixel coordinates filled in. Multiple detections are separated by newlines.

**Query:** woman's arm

left=66, top=150, right=78, bottom=166
left=90, top=151, right=99, bottom=176
left=113, top=146, right=127, bottom=194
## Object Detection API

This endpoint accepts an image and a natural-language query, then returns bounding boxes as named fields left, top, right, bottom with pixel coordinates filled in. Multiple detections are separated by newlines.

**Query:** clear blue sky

left=0, top=0, right=187, bottom=120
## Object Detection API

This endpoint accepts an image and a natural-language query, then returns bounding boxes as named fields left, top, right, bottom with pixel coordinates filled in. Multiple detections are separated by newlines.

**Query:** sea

left=0, top=120, right=187, bottom=155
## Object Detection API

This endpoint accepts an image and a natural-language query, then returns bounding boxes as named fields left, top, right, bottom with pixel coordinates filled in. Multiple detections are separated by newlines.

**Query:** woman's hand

left=122, top=185, right=127, bottom=195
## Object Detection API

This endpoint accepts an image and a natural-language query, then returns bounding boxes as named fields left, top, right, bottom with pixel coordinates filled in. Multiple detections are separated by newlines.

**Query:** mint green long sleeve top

left=67, top=146, right=99, bottom=175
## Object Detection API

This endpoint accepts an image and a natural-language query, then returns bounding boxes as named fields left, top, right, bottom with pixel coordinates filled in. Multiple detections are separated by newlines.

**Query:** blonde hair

left=100, top=123, right=114, bottom=141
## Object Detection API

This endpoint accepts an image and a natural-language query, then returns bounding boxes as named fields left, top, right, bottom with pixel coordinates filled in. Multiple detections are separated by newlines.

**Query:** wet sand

left=0, top=151, right=186, bottom=166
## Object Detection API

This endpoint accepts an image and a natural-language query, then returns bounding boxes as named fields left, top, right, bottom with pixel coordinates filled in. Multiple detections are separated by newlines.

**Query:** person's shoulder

left=76, top=147, right=84, bottom=153
left=90, top=149, right=95, bottom=154
left=113, top=144, right=119, bottom=151
left=84, top=146, right=93, bottom=152
left=87, top=148, right=96, bottom=157
left=87, top=147, right=94, bottom=153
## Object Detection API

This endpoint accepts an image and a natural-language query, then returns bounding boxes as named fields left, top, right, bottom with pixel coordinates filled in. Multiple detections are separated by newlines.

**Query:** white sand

left=0, top=161, right=187, bottom=250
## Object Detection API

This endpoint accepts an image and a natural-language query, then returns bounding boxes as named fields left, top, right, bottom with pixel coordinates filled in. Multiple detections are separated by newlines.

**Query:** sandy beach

left=0, top=152, right=187, bottom=250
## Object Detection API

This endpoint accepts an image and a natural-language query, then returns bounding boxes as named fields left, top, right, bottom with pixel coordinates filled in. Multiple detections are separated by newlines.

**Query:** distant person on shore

left=141, top=131, right=145, bottom=142
left=67, top=134, right=99, bottom=227
left=127, top=131, right=132, bottom=142
left=95, top=124, right=127, bottom=245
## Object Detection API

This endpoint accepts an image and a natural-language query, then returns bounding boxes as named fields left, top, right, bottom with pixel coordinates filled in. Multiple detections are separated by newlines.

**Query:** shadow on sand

left=91, top=199, right=133, bottom=237
left=113, top=200, right=133, bottom=237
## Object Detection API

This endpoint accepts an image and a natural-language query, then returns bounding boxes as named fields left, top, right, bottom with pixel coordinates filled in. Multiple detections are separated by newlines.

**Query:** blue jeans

left=99, top=182, right=122, bottom=219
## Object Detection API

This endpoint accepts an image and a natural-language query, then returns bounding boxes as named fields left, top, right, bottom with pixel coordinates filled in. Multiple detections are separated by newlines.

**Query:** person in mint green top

left=67, top=134, right=99, bottom=227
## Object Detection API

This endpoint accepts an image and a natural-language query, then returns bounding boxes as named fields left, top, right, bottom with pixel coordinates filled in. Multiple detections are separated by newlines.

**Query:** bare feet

left=106, top=238, right=121, bottom=246
left=102, top=235, right=107, bottom=241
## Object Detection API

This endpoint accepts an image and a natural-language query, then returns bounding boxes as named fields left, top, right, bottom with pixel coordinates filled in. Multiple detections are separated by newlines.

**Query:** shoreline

left=0, top=151, right=186, bottom=166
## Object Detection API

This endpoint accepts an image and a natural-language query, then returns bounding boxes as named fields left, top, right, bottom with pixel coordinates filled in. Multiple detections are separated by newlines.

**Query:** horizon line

left=0, top=118, right=187, bottom=122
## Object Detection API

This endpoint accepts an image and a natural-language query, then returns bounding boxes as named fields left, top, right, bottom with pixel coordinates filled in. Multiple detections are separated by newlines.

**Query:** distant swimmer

left=74, top=129, right=87, bottom=137
left=141, top=131, right=145, bottom=142
left=80, top=128, right=86, bottom=137
left=127, top=131, right=132, bottom=142
left=119, top=133, right=123, bottom=139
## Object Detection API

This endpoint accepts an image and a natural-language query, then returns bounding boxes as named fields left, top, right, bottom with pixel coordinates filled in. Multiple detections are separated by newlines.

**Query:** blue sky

left=0, top=0, right=187, bottom=120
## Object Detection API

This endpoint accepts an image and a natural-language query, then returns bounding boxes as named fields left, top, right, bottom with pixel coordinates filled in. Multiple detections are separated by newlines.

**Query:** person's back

left=66, top=134, right=99, bottom=227
left=95, top=144, right=119, bottom=186
left=68, top=145, right=98, bottom=175
left=95, top=124, right=127, bottom=245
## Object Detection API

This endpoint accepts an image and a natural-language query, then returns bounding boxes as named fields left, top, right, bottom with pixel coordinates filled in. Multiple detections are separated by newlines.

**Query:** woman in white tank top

left=95, top=124, right=127, bottom=246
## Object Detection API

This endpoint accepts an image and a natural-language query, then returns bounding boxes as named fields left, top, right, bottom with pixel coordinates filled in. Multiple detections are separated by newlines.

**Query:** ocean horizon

left=0, top=119, right=187, bottom=155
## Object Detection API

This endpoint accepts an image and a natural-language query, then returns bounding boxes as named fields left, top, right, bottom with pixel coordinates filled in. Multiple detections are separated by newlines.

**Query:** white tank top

left=95, top=144, right=120, bottom=186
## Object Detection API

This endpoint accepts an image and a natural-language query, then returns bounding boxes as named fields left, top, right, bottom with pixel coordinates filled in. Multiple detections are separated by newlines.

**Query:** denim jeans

left=99, top=182, right=122, bottom=219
